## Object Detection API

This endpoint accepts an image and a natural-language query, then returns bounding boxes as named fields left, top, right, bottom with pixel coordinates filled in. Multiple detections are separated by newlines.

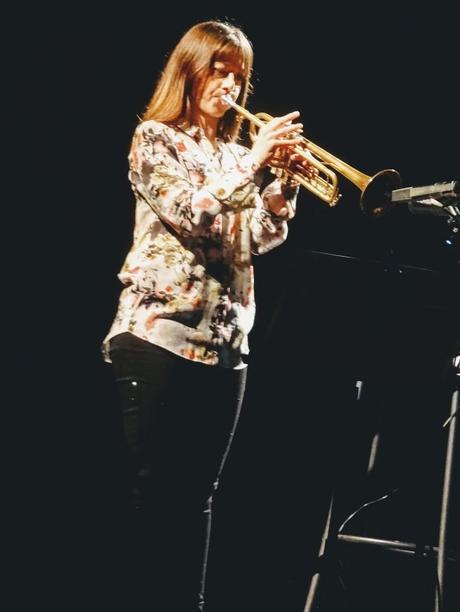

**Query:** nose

left=221, top=72, right=236, bottom=92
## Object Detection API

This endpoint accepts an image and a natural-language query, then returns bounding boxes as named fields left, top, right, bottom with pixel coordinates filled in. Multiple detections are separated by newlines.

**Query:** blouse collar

left=177, top=123, right=225, bottom=146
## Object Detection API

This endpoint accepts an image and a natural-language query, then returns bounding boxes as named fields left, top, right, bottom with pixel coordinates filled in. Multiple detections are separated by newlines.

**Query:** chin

left=211, top=104, right=225, bottom=116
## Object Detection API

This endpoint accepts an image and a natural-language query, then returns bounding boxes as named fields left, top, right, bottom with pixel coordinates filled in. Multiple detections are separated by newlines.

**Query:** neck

left=194, top=115, right=219, bottom=144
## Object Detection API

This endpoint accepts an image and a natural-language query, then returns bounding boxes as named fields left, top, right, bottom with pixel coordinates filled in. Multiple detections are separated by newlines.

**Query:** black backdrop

left=21, top=3, right=459, bottom=611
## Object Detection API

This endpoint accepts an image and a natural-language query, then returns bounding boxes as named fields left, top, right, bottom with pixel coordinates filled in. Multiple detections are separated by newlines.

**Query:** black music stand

left=303, top=181, right=460, bottom=612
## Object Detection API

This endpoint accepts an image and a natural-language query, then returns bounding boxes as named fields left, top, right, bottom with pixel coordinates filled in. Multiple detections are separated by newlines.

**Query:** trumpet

left=222, top=94, right=401, bottom=216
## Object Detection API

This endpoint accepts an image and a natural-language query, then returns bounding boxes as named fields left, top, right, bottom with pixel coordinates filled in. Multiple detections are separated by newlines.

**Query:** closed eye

left=212, top=64, right=244, bottom=85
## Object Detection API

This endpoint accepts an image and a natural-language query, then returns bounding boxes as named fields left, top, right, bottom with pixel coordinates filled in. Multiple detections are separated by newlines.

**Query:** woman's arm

left=249, top=179, right=299, bottom=254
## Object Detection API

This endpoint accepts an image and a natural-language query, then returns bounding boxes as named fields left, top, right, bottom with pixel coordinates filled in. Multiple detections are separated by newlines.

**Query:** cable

left=337, top=488, right=399, bottom=535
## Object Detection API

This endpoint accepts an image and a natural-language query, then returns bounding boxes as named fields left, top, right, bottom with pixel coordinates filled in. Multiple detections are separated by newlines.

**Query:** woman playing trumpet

left=102, top=19, right=314, bottom=611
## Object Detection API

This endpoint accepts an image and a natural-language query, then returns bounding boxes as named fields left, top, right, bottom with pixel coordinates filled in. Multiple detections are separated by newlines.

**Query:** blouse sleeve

left=249, top=179, right=299, bottom=255
left=128, top=121, right=261, bottom=237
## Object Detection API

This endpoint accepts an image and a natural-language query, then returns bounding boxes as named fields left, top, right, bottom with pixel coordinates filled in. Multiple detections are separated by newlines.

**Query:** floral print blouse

left=102, top=119, right=298, bottom=368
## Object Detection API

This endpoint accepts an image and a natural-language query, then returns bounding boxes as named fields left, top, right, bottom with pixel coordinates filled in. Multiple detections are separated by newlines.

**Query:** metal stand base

left=304, top=358, right=459, bottom=612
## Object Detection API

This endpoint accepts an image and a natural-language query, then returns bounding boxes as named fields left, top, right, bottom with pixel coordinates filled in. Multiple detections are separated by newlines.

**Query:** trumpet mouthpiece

left=221, top=93, right=237, bottom=105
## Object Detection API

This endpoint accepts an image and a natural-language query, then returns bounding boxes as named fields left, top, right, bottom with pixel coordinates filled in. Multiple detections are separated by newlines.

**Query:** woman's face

left=191, top=58, right=244, bottom=127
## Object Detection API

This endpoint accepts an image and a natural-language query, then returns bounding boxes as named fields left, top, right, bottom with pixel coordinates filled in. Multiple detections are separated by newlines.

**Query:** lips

left=215, top=95, right=229, bottom=106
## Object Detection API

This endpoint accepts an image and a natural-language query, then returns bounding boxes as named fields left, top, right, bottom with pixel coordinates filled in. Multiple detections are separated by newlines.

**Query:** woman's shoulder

left=134, top=119, right=175, bottom=138
left=129, top=120, right=179, bottom=160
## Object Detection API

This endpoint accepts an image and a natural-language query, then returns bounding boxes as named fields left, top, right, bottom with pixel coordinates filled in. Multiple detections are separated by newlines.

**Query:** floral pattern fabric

left=102, top=120, right=298, bottom=368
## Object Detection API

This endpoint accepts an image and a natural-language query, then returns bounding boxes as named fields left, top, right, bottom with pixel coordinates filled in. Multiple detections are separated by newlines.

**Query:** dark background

left=21, top=3, right=459, bottom=611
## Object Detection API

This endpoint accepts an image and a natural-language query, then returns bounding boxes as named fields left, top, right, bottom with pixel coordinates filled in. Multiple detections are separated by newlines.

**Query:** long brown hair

left=142, top=21, right=253, bottom=142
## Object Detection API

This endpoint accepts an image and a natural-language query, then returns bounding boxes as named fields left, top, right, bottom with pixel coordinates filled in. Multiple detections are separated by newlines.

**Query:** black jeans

left=109, top=333, right=247, bottom=611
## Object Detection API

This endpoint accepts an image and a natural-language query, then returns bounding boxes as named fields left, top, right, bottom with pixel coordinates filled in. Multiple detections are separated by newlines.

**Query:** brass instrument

left=222, top=94, right=401, bottom=216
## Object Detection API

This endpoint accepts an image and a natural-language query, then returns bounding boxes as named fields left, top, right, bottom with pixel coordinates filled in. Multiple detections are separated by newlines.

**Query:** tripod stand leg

left=303, top=380, right=365, bottom=612
left=303, top=497, right=334, bottom=612
left=435, top=381, right=459, bottom=612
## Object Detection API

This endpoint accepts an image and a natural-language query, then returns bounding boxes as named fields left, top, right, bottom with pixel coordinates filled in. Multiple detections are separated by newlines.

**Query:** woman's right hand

left=250, top=111, right=303, bottom=168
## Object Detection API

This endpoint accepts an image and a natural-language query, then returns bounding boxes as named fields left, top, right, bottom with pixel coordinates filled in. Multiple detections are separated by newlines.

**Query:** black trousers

left=109, top=333, right=247, bottom=611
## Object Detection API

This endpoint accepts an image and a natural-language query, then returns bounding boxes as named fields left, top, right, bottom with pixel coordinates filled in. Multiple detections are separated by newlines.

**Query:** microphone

left=391, top=181, right=460, bottom=217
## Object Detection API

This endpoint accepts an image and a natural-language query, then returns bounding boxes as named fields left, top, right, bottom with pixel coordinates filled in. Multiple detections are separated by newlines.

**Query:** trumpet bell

left=360, top=169, right=402, bottom=217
